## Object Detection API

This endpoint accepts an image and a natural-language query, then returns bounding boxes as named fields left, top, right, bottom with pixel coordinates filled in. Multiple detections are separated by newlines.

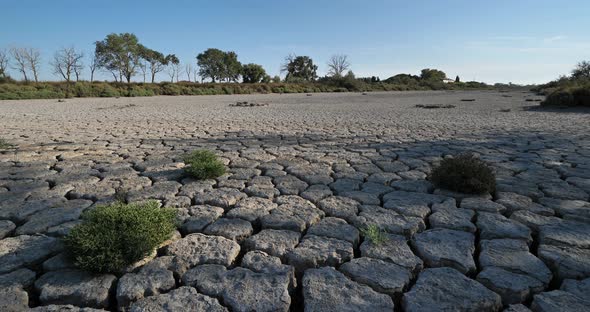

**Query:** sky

left=2, top=0, right=589, bottom=84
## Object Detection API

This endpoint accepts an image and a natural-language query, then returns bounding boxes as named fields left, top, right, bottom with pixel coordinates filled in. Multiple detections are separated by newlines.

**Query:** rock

left=15, top=199, right=93, bottom=235
left=226, top=197, right=277, bottom=223
left=183, top=265, right=291, bottom=312
left=390, top=180, right=434, bottom=193
left=402, top=267, right=502, bottom=312
left=561, top=277, right=590, bottom=298
left=241, top=251, right=296, bottom=291
left=539, top=220, right=590, bottom=249
left=177, top=205, right=224, bottom=235
left=411, top=228, right=476, bottom=274
left=0, top=220, right=16, bottom=238
left=274, top=175, right=308, bottom=195
left=477, top=267, right=545, bottom=305
left=0, top=235, right=62, bottom=273
left=461, top=197, right=506, bottom=213
left=244, top=229, right=301, bottom=260
left=0, top=286, right=29, bottom=311
left=0, top=268, right=36, bottom=293
left=203, top=218, right=253, bottom=242
left=260, top=201, right=324, bottom=232
left=354, top=205, right=425, bottom=238
left=329, top=178, right=362, bottom=194
left=503, top=304, right=532, bottom=312
left=531, top=290, right=590, bottom=312
left=129, top=286, right=227, bottom=312
left=286, top=235, right=354, bottom=273
left=360, top=233, right=423, bottom=273
left=42, top=253, right=76, bottom=271
left=339, top=257, right=412, bottom=297
left=540, top=181, right=588, bottom=200
left=34, top=270, right=117, bottom=309
left=306, top=217, right=360, bottom=246
left=429, top=207, right=476, bottom=232
left=30, top=304, right=108, bottom=311
left=479, top=239, right=552, bottom=285
left=477, top=212, right=532, bottom=243
left=301, top=184, right=333, bottom=203
left=193, top=188, right=247, bottom=209
left=318, top=196, right=360, bottom=222
left=116, top=264, right=176, bottom=309
left=496, top=192, right=533, bottom=214
left=302, top=267, right=394, bottom=312
left=165, top=233, right=240, bottom=273
left=538, top=244, right=590, bottom=281
left=538, top=198, right=590, bottom=219
left=509, top=211, right=562, bottom=233
left=340, top=191, right=381, bottom=205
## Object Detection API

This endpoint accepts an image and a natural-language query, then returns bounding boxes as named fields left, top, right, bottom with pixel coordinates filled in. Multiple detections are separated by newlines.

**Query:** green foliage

left=242, top=63, right=267, bottom=83
left=283, top=55, right=318, bottom=82
left=197, top=48, right=242, bottom=82
left=421, top=68, right=447, bottom=82
left=95, top=33, right=145, bottom=83
left=0, top=138, right=14, bottom=150
left=64, top=201, right=176, bottom=273
left=535, top=61, right=590, bottom=107
left=430, top=154, right=496, bottom=194
left=183, top=150, right=226, bottom=179
left=361, top=225, right=387, bottom=245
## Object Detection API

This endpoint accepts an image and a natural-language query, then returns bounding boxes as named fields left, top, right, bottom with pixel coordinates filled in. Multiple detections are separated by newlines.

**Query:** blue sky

left=2, top=0, right=589, bottom=84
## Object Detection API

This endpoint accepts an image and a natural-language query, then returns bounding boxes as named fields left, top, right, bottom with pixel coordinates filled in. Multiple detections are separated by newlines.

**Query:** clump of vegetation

left=64, top=201, right=176, bottom=273
left=415, top=104, right=455, bottom=109
left=361, top=225, right=388, bottom=245
left=430, top=153, right=496, bottom=194
left=0, top=138, right=14, bottom=150
left=535, top=61, right=590, bottom=107
left=183, top=150, right=226, bottom=179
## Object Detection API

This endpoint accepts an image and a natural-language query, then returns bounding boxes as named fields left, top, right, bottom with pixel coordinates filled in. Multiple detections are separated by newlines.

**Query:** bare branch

left=10, top=47, right=29, bottom=82
left=327, top=54, right=350, bottom=77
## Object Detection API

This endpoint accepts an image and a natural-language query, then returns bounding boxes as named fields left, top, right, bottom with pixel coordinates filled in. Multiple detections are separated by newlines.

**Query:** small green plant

left=64, top=201, right=176, bottom=273
left=183, top=150, right=226, bottom=179
left=361, top=225, right=388, bottom=245
left=430, top=153, right=496, bottom=194
left=0, top=139, right=14, bottom=150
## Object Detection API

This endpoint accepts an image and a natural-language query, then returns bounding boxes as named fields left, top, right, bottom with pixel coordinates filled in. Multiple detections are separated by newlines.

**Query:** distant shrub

left=0, top=138, right=14, bottom=150
left=361, top=225, right=387, bottom=245
left=430, top=153, right=496, bottom=194
left=183, top=150, right=226, bottom=179
left=64, top=201, right=176, bottom=273
left=542, top=86, right=590, bottom=107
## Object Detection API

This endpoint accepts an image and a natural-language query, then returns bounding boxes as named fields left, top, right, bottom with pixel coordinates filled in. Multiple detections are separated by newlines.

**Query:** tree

left=0, top=49, right=9, bottom=78
left=572, top=61, right=590, bottom=80
left=455, top=75, right=460, bottom=83
left=196, top=48, right=242, bottom=82
left=23, top=48, right=41, bottom=82
left=185, top=63, right=194, bottom=82
left=271, top=75, right=281, bottom=83
left=95, top=33, right=144, bottom=83
left=242, top=63, right=267, bottom=83
left=420, top=68, right=447, bottom=81
left=52, top=47, right=84, bottom=83
left=282, top=55, right=318, bottom=82
left=89, top=53, right=98, bottom=82
left=139, top=60, right=147, bottom=83
left=327, top=54, right=350, bottom=77
left=139, top=47, right=168, bottom=83
left=10, top=47, right=29, bottom=82
left=165, top=54, right=179, bottom=82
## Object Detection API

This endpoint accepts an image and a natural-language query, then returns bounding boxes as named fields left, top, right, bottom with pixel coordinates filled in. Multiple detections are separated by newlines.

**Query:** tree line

left=0, top=32, right=359, bottom=85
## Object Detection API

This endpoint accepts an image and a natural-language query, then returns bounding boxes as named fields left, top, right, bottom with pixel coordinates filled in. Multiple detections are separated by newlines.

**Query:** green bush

left=542, top=86, right=590, bottom=107
left=360, top=225, right=388, bottom=245
left=430, top=153, right=496, bottom=194
left=64, top=201, right=176, bottom=273
left=183, top=150, right=226, bottom=179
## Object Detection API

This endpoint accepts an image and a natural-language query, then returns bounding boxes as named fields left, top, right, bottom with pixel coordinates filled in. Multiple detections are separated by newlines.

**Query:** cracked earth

left=0, top=91, right=589, bottom=311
